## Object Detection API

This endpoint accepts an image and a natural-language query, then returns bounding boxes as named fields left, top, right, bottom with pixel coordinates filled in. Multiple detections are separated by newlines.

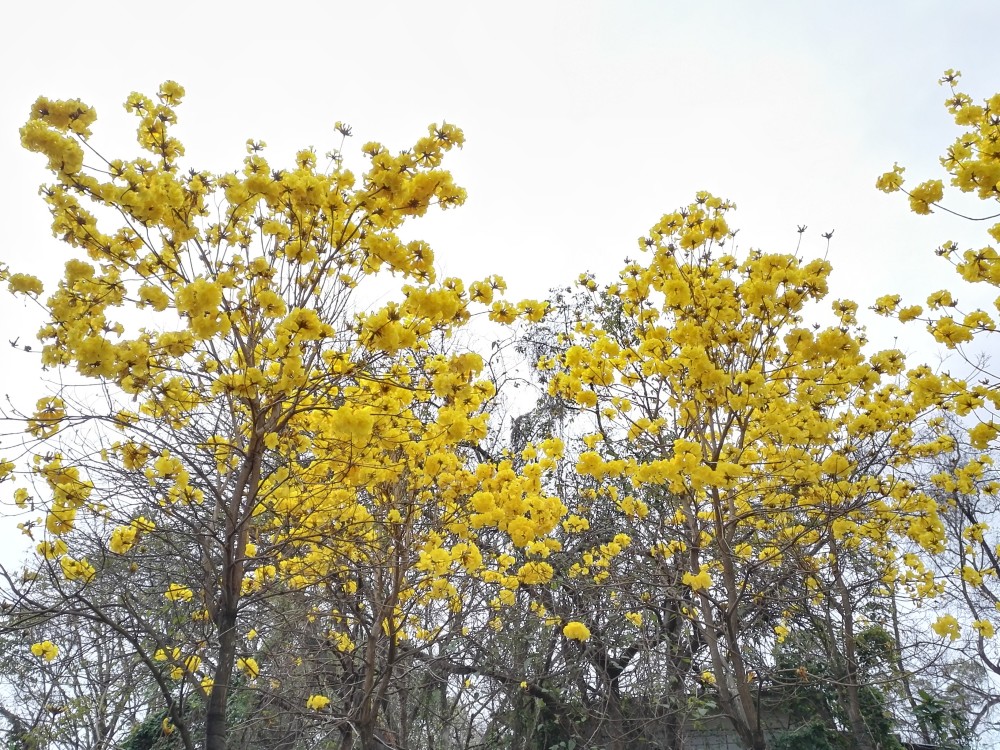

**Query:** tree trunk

left=890, top=593, right=933, bottom=744
left=205, top=607, right=239, bottom=750
left=699, top=487, right=767, bottom=750
left=204, top=435, right=260, bottom=750
left=832, top=554, right=877, bottom=750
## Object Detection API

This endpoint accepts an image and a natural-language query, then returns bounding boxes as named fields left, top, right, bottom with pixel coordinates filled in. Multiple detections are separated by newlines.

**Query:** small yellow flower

left=970, top=422, right=1000, bottom=450
left=7, top=273, right=44, bottom=296
left=682, top=568, right=713, bottom=592
left=931, top=614, right=961, bottom=641
left=562, top=621, right=591, bottom=641
left=109, top=525, right=138, bottom=554
left=908, top=179, right=944, bottom=214
left=154, top=647, right=180, bottom=662
left=164, top=583, right=194, bottom=602
left=30, top=640, right=58, bottom=661
left=306, top=694, right=331, bottom=711
left=973, top=619, right=995, bottom=639
left=237, top=656, right=260, bottom=679
left=875, top=163, right=905, bottom=193
left=517, top=561, right=554, bottom=586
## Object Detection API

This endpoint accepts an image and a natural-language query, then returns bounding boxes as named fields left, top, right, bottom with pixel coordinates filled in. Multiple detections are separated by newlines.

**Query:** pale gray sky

left=1, top=0, right=999, bottom=560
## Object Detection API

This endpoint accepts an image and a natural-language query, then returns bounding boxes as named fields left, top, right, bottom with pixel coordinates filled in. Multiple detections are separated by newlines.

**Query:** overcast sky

left=1, top=0, right=999, bottom=562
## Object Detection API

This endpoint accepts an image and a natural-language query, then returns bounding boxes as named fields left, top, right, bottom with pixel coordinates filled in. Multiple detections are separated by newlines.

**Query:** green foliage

left=857, top=686, right=904, bottom=750
left=772, top=626, right=907, bottom=750
left=117, top=711, right=176, bottom=750
left=772, top=719, right=842, bottom=750
left=913, top=689, right=974, bottom=750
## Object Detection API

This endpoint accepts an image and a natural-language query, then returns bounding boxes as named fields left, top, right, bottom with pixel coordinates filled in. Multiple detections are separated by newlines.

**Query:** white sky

left=1, top=0, right=999, bottom=560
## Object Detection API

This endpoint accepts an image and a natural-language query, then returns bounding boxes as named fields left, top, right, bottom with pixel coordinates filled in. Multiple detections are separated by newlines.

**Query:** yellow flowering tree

left=874, top=68, right=1000, bottom=738
left=466, top=322, right=715, bottom=750
left=874, top=69, right=1000, bottom=446
left=2, top=83, right=558, bottom=750
left=516, top=195, right=953, bottom=750
left=901, top=417, right=1000, bottom=738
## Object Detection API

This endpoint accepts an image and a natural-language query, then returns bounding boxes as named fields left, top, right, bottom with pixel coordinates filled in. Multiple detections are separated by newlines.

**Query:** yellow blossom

left=306, top=694, right=331, bottom=711
left=683, top=568, right=713, bottom=592
left=562, top=621, right=591, bottom=641
left=973, top=619, right=995, bottom=638
left=237, top=656, right=259, bottom=679
left=517, top=561, right=554, bottom=585
left=30, top=640, right=58, bottom=661
left=931, top=614, right=961, bottom=641
left=7, top=273, right=44, bottom=296
left=110, top=525, right=138, bottom=554
left=164, top=583, right=194, bottom=602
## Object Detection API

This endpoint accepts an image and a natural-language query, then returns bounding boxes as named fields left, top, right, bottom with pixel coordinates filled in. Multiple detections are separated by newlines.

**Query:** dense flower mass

left=932, top=614, right=961, bottom=641
left=0, top=81, right=569, bottom=750
left=2, top=72, right=999, bottom=750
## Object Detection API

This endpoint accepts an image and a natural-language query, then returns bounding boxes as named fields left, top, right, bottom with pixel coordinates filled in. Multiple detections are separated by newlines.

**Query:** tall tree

left=517, top=194, right=953, bottom=749
left=1, top=82, right=558, bottom=750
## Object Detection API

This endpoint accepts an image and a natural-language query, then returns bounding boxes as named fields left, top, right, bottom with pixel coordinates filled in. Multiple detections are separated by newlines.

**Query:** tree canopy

left=1, top=72, right=999, bottom=750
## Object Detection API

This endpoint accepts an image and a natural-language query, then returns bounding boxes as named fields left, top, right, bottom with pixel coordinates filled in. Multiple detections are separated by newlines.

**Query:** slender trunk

left=605, top=682, right=626, bottom=750
left=700, top=486, right=766, bottom=750
left=890, top=593, right=932, bottom=743
left=397, top=678, right=409, bottom=750
left=205, top=607, right=239, bottom=750
left=698, top=598, right=766, bottom=750
left=356, top=483, right=409, bottom=748
left=660, top=709, right=682, bottom=750
left=204, top=432, right=262, bottom=750
left=831, top=553, right=876, bottom=750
